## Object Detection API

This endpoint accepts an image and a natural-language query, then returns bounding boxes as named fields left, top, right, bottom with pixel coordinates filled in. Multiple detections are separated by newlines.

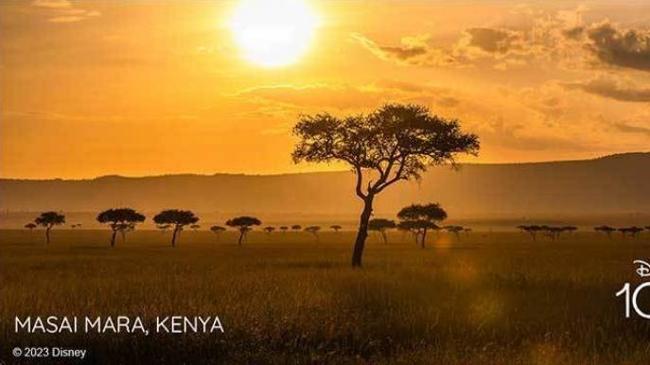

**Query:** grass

left=2, top=229, right=650, bottom=364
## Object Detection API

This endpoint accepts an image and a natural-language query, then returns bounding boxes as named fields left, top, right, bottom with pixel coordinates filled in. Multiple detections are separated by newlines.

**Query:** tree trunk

left=421, top=228, right=428, bottom=249
left=45, top=226, right=51, bottom=244
left=110, top=230, right=117, bottom=247
left=352, top=196, right=373, bottom=267
left=381, top=231, right=388, bottom=244
left=171, top=226, right=179, bottom=247
left=238, top=230, right=244, bottom=246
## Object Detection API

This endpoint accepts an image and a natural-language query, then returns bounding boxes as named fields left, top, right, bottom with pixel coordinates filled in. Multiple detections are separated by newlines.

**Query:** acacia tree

left=153, top=209, right=199, bottom=247
left=291, top=225, right=302, bottom=231
left=619, top=226, right=644, bottom=238
left=96, top=208, right=145, bottom=247
left=226, top=216, right=261, bottom=246
left=398, top=203, right=448, bottom=248
left=292, top=104, right=478, bottom=267
left=304, top=226, right=321, bottom=241
left=279, top=226, right=289, bottom=233
left=264, top=226, right=276, bottom=235
left=190, top=224, right=201, bottom=232
left=157, top=224, right=171, bottom=232
left=330, top=225, right=342, bottom=233
left=210, top=225, right=226, bottom=241
left=444, top=225, right=464, bottom=240
left=34, top=211, right=65, bottom=244
left=24, top=223, right=37, bottom=232
left=368, top=218, right=396, bottom=244
left=594, top=225, right=616, bottom=239
left=517, top=225, right=543, bottom=241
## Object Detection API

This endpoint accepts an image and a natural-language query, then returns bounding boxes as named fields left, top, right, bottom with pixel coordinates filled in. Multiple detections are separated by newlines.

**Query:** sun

left=229, top=0, right=319, bottom=68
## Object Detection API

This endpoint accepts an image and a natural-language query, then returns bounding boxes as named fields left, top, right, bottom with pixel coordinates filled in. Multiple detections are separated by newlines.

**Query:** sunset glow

left=229, top=0, right=318, bottom=67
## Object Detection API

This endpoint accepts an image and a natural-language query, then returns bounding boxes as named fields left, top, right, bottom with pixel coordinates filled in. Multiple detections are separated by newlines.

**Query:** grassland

left=2, top=229, right=650, bottom=364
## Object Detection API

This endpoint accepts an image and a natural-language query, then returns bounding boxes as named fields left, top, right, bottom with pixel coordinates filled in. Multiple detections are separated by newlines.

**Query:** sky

left=1, top=0, right=649, bottom=179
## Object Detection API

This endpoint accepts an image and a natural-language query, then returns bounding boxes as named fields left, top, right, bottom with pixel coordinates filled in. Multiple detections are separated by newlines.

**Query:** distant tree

left=517, top=225, right=542, bottom=241
left=368, top=218, right=396, bottom=244
left=463, top=227, right=472, bottom=236
left=594, top=225, right=616, bottom=239
left=279, top=226, right=289, bottom=233
left=34, top=211, right=65, bottom=244
left=96, top=208, right=145, bottom=247
left=619, top=226, right=644, bottom=239
left=264, top=226, right=275, bottom=234
left=226, top=216, right=262, bottom=246
left=153, top=209, right=199, bottom=247
left=291, top=225, right=302, bottom=231
left=292, top=104, right=479, bottom=267
left=397, top=220, right=428, bottom=243
left=561, top=226, right=578, bottom=237
left=330, top=225, right=342, bottom=233
left=398, top=203, right=447, bottom=248
left=157, top=224, right=171, bottom=232
left=210, top=225, right=226, bottom=241
left=444, top=225, right=464, bottom=239
left=24, top=222, right=37, bottom=232
left=304, top=226, right=321, bottom=241
left=190, top=224, right=201, bottom=232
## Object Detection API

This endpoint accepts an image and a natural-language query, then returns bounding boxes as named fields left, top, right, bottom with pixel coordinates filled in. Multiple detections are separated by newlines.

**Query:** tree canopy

left=292, top=103, right=478, bottom=266
left=226, top=216, right=262, bottom=245
left=34, top=211, right=65, bottom=244
left=368, top=218, right=396, bottom=244
left=397, top=203, right=447, bottom=248
left=97, top=208, right=145, bottom=247
left=153, top=209, right=199, bottom=247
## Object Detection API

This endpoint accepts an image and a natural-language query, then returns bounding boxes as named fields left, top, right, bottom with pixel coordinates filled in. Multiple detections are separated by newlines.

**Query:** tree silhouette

left=97, top=208, right=145, bottom=247
left=34, top=211, right=65, bottom=244
left=330, top=225, right=342, bottom=233
left=264, top=226, right=275, bottom=234
left=280, top=226, right=289, bottom=233
left=292, top=104, right=478, bottom=267
left=517, top=225, right=542, bottom=241
left=368, top=218, right=396, bottom=244
left=444, top=225, right=464, bottom=239
left=619, top=226, right=644, bottom=238
left=304, top=226, right=321, bottom=241
left=226, top=216, right=261, bottom=246
left=291, top=224, right=302, bottom=231
left=190, top=224, right=201, bottom=232
left=157, top=224, right=171, bottom=232
left=398, top=203, right=448, bottom=248
left=210, top=225, right=226, bottom=241
left=153, top=209, right=199, bottom=247
left=24, top=222, right=37, bottom=231
left=594, top=225, right=616, bottom=239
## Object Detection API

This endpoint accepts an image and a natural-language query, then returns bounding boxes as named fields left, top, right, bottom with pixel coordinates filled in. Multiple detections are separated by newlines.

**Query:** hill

left=1, top=153, right=648, bottom=224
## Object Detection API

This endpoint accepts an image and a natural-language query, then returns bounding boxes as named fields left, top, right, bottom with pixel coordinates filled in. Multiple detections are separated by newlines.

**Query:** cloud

left=351, top=33, right=457, bottom=67
left=613, top=122, right=650, bottom=137
left=353, top=7, right=650, bottom=73
left=32, top=0, right=100, bottom=23
left=584, top=22, right=650, bottom=72
left=32, top=0, right=71, bottom=9
left=564, top=77, right=650, bottom=102
left=464, top=28, right=521, bottom=54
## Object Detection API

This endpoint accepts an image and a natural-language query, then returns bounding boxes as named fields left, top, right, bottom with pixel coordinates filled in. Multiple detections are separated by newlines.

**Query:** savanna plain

left=2, top=229, right=650, bottom=364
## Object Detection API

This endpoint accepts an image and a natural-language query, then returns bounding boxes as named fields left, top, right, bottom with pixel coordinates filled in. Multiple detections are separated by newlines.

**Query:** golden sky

left=1, top=0, right=649, bottom=179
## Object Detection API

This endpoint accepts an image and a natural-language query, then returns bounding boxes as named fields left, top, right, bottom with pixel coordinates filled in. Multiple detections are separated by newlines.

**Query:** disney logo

left=634, top=260, right=650, bottom=277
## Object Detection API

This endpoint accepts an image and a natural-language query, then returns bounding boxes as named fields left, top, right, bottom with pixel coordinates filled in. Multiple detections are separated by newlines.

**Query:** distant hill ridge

left=1, top=153, right=648, bottom=218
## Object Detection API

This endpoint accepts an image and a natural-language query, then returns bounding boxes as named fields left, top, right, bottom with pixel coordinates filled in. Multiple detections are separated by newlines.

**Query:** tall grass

left=1, top=229, right=650, bottom=364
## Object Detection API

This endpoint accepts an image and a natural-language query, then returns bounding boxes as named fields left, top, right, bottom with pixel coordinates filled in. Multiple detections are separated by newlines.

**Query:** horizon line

left=1, top=151, right=647, bottom=182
